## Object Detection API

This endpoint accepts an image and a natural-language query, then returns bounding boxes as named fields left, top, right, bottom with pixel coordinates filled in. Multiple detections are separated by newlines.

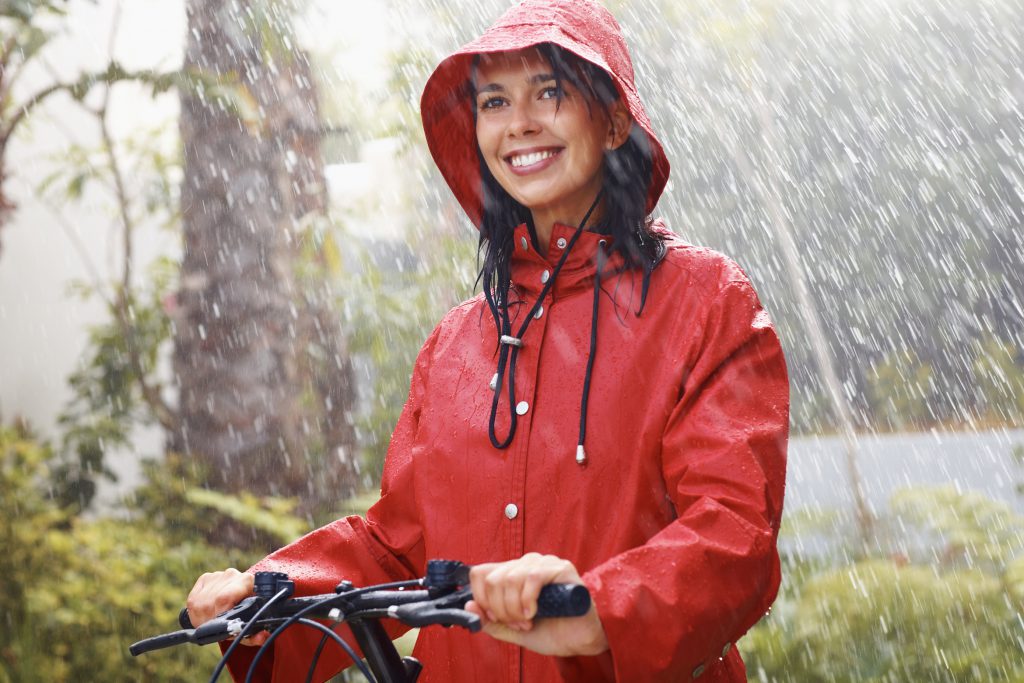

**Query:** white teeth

left=510, top=150, right=556, bottom=168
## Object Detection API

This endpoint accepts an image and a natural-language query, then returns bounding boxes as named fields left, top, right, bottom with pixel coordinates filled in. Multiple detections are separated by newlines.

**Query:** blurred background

left=0, top=0, right=1022, bottom=680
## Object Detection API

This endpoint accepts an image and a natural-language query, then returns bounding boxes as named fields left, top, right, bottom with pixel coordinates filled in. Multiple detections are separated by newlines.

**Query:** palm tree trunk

left=173, top=0, right=358, bottom=517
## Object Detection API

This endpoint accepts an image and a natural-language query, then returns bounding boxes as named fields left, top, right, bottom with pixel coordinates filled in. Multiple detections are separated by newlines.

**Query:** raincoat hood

left=420, top=0, right=671, bottom=227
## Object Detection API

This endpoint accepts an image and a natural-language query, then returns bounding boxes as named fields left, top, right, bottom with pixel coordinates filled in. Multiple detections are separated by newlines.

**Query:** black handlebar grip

left=535, top=584, right=591, bottom=618
left=178, top=606, right=193, bottom=629
left=129, top=629, right=193, bottom=656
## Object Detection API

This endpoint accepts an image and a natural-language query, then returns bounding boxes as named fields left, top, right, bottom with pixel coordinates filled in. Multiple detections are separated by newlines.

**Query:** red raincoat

left=226, top=1, right=788, bottom=681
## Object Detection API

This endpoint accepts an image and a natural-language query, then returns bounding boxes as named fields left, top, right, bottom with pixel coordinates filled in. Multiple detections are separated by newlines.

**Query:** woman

left=187, top=1, right=788, bottom=681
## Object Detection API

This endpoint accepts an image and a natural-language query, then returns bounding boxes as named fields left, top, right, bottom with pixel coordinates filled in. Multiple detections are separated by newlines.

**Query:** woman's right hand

left=186, top=568, right=269, bottom=646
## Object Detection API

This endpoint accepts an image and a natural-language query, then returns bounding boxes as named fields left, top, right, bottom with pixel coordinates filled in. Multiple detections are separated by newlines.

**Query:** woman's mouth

left=505, top=148, right=562, bottom=174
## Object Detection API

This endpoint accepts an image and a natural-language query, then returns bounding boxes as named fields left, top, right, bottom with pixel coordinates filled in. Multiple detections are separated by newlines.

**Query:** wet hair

left=471, top=42, right=666, bottom=318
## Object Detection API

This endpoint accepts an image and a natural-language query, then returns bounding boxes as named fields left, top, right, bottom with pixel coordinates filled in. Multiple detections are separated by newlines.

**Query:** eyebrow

left=476, top=72, right=557, bottom=95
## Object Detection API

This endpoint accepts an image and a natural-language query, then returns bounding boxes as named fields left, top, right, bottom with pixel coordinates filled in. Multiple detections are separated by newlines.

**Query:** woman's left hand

left=466, top=552, right=609, bottom=657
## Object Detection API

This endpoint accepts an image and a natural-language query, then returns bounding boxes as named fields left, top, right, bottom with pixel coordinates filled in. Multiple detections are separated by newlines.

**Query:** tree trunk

left=173, top=0, right=358, bottom=518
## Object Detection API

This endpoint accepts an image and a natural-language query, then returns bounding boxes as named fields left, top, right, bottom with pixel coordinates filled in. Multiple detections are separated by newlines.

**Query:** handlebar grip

left=179, top=606, right=193, bottom=629
left=129, top=629, right=193, bottom=656
left=535, top=584, right=591, bottom=618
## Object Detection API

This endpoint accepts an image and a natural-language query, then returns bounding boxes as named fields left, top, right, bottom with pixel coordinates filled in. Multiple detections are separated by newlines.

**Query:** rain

left=0, top=0, right=1022, bottom=680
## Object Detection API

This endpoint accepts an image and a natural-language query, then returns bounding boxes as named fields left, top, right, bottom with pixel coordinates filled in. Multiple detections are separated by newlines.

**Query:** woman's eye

left=478, top=96, right=505, bottom=110
left=540, top=86, right=562, bottom=100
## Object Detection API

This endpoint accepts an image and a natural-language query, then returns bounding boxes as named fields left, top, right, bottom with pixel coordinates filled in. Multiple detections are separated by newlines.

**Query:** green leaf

left=184, top=487, right=308, bottom=544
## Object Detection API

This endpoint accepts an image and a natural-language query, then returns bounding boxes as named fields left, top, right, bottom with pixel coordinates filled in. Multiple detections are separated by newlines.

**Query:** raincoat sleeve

left=222, top=328, right=438, bottom=683
left=564, top=266, right=788, bottom=682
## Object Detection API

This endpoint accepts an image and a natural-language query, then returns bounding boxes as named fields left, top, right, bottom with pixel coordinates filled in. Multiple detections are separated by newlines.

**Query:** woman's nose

left=507, top=101, right=540, bottom=137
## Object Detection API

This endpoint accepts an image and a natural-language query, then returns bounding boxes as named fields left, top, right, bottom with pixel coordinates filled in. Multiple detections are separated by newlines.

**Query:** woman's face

left=474, top=48, right=627, bottom=227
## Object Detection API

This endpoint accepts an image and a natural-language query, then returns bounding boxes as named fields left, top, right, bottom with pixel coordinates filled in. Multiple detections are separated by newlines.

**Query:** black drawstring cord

left=487, top=191, right=604, bottom=451
left=576, top=240, right=607, bottom=466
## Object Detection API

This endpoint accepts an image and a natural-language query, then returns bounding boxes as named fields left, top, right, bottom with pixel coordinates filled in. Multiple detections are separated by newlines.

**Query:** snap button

left=533, top=305, right=544, bottom=319
left=692, top=663, right=705, bottom=678
left=489, top=372, right=498, bottom=391
left=504, top=503, right=518, bottom=519
left=515, top=401, right=529, bottom=415
left=540, top=270, right=550, bottom=284
left=520, top=236, right=528, bottom=250
left=721, top=642, right=731, bottom=657
left=556, top=237, right=567, bottom=249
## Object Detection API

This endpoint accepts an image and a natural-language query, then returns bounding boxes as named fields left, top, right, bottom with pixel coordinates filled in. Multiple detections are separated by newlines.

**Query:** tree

left=174, top=0, right=358, bottom=520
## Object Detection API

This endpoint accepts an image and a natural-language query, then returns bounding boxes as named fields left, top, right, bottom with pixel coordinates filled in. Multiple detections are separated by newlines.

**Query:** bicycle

left=129, top=559, right=591, bottom=683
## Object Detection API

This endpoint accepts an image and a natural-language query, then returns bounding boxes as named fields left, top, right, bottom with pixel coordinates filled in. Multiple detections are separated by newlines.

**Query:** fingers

left=239, top=631, right=270, bottom=647
left=468, top=554, right=608, bottom=657
left=469, top=553, right=580, bottom=628
left=186, top=568, right=254, bottom=628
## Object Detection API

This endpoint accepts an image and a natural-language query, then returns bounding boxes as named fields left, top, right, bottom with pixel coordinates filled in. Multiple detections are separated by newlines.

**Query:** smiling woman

left=472, top=48, right=630, bottom=250
left=184, top=2, right=789, bottom=682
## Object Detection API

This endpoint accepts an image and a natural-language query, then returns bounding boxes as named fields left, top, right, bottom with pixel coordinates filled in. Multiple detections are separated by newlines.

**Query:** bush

left=0, top=424, right=261, bottom=681
left=740, top=487, right=1024, bottom=682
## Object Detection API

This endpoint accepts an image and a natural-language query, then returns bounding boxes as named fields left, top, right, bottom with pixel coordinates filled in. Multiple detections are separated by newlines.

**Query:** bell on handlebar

left=424, top=560, right=470, bottom=595
left=254, top=571, right=295, bottom=600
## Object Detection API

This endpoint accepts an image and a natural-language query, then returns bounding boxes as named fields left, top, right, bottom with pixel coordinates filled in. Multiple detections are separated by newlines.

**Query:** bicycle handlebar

left=129, top=560, right=591, bottom=658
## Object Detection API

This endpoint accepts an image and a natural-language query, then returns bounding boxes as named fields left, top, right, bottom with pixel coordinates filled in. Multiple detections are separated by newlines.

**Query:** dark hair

left=472, top=43, right=666, bottom=322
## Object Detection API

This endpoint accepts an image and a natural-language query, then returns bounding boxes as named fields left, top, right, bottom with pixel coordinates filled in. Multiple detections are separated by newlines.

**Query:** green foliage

left=1014, top=445, right=1024, bottom=497
left=31, top=104, right=183, bottom=515
left=0, top=423, right=257, bottom=682
left=130, top=453, right=311, bottom=555
left=971, top=337, right=1024, bottom=426
left=0, top=0, right=71, bottom=68
left=867, top=338, right=1024, bottom=432
left=339, top=228, right=476, bottom=480
left=868, top=350, right=936, bottom=430
left=888, top=486, right=1024, bottom=568
left=779, top=562, right=1018, bottom=681
left=1, top=15, right=185, bottom=148
left=741, top=487, right=1024, bottom=682
left=0, top=0, right=69, bottom=21
left=54, top=263, right=176, bottom=512
left=184, top=488, right=308, bottom=546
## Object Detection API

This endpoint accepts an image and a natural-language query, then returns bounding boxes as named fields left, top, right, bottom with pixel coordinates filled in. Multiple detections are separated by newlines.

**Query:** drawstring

left=487, top=190, right=604, bottom=454
left=576, top=240, right=607, bottom=466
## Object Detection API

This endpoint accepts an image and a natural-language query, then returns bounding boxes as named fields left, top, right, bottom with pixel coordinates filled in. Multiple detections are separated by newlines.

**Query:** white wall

left=0, top=0, right=185, bottom=434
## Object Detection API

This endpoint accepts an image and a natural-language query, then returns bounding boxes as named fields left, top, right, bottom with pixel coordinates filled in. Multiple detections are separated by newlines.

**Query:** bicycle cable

left=305, top=626, right=336, bottom=683
left=208, top=586, right=290, bottom=683
left=245, top=578, right=423, bottom=683
left=293, top=619, right=369, bottom=683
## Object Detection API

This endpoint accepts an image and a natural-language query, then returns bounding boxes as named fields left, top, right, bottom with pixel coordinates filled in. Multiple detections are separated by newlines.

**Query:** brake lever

left=390, top=586, right=481, bottom=631
left=129, top=596, right=267, bottom=656
left=193, top=596, right=267, bottom=642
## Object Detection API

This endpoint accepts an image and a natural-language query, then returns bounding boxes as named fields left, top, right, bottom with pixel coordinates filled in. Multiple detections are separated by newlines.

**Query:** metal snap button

left=515, top=401, right=529, bottom=415
left=540, top=270, right=550, bottom=284
left=721, top=642, right=732, bottom=657
left=533, top=305, right=544, bottom=319
left=520, top=236, right=528, bottom=250
left=504, top=503, right=518, bottom=519
left=692, top=663, right=706, bottom=678
left=556, top=237, right=567, bottom=249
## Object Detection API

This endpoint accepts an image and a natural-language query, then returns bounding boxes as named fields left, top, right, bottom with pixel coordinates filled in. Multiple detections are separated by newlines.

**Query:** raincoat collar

left=509, top=222, right=621, bottom=300
left=420, top=0, right=671, bottom=227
